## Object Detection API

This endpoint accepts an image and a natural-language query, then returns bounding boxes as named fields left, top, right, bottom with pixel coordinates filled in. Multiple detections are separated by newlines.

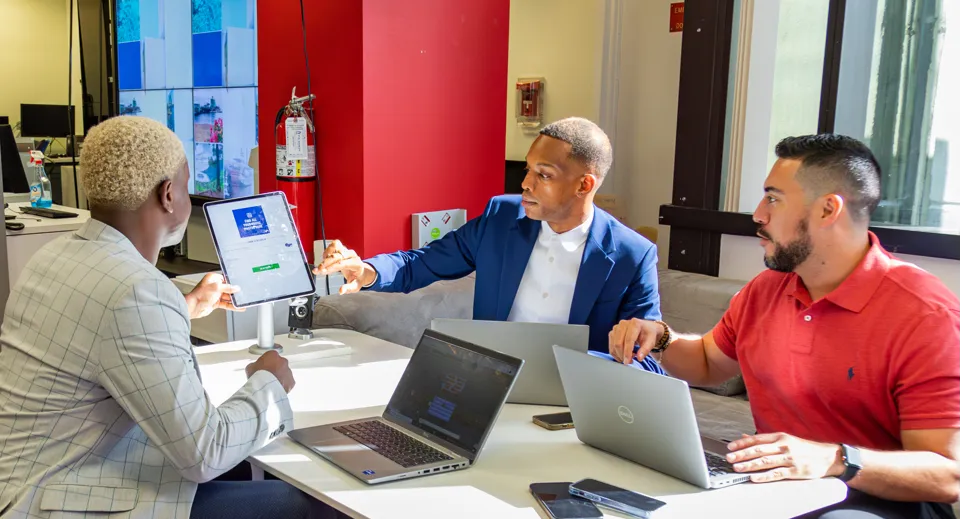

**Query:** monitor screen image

left=116, top=0, right=257, bottom=199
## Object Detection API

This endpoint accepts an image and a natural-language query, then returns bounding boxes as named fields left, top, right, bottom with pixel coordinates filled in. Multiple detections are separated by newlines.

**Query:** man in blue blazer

left=317, top=117, right=664, bottom=373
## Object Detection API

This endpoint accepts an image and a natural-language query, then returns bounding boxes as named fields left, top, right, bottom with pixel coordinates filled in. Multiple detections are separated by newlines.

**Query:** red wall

left=360, top=0, right=509, bottom=256
left=256, top=0, right=365, bottom=253
left=258, top=0, right=508, bottom=259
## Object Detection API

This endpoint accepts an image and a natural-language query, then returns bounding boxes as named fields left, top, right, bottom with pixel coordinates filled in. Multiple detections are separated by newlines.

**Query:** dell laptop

left=289, top=329, right=524, bottom=484
left=553, top=346, right=750, bottom=489
left=430, top=319, right=588, bottom=406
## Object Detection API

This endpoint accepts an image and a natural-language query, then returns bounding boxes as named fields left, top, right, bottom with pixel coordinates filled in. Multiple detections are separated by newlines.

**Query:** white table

left=196, top=330, right=846, bottom=519
left=4, top=202, right=89, bottom=285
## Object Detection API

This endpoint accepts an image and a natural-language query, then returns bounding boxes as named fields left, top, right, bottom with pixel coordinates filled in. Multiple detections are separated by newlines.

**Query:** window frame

left=665, top=0, right=959, bottom=277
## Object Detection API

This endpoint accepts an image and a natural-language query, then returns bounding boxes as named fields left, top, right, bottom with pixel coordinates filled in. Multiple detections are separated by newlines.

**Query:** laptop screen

left=384, top=330, right=522, bottom=458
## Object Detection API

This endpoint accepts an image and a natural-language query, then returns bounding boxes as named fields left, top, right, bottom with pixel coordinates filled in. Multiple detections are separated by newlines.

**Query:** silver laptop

left=553, top=346, right=750, bottom=489
left=430, top=319, right=588, bottom=406
left=289, top=329, right=524, bottom=484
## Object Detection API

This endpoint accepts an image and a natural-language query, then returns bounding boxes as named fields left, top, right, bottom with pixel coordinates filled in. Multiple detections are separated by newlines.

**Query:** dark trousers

left=794, top=489, right=957, bottom=519
left=188, top=462, right=349, bottom=519
left=189, top=480, right=338, bottom=519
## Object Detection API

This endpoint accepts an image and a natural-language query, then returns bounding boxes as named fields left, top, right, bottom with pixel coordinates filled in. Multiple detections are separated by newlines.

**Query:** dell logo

left=617, top=405, right=634, bottom=424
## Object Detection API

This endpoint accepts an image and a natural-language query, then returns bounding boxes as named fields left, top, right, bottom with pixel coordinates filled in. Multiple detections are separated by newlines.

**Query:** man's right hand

left=609, top=318, right=665, bottom=364
left=245, top=351, right=296, bottom=393
left=312, top=239, right=376, bottom=295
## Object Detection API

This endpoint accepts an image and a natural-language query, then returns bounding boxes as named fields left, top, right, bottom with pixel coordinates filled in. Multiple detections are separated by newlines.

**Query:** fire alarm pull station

left=515, top=77, right=544, bottom=129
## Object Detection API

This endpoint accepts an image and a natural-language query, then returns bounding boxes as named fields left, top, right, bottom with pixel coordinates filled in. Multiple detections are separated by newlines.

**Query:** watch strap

left=837, top=444, right=862, bottom=483
left=649, top=320, right=672, bottom=353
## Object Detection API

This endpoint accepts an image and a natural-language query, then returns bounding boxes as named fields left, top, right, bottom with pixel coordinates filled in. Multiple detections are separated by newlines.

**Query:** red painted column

left=360, top=0, right=509, bottom=257
left=258, top=0, right=508, bottom=259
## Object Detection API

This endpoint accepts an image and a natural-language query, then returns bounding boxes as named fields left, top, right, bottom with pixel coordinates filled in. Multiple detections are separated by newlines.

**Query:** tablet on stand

left=204, top=192, right=319, bottom=356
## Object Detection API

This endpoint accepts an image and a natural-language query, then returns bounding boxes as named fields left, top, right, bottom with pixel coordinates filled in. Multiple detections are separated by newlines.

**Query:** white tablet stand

left=245, top=299, right=353, bottom=361
left=248, top=302, right=283, bottom=355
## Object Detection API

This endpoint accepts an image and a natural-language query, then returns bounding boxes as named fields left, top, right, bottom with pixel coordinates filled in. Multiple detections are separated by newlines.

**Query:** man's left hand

left=185, top=273, right=243, bottom=319
left=726, top=432, right=844, bottom=483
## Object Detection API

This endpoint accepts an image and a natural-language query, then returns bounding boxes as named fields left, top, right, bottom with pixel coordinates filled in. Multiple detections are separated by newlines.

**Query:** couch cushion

left=313, top=274, right=476, bottom=348
left=657, top=269, right=745, bottom=332
left=658, top=269, right=748, bottom=396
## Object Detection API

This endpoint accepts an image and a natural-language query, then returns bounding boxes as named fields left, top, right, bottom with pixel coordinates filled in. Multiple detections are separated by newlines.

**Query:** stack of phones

left=530, top=479, right=666, bottom=519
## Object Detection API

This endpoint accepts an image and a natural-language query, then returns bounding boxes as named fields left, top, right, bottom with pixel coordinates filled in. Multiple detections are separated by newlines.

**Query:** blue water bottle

left=28, top=150, right=53, bottom=208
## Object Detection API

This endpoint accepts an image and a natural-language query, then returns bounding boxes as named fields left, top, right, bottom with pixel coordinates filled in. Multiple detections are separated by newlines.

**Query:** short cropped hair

left=539, top=117, right=613, bottom=179
left=775, top=134, right=882, bottom=222
left=80, top=116, right=186, bottom=211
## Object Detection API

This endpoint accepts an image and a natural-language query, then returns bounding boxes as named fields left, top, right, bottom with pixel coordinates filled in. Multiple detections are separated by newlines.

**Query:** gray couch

left=312, top=269, right=756, bottom=442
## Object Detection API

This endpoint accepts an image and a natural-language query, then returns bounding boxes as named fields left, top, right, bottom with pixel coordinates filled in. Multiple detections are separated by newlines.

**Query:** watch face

left=843, top=445, right=861, bottom=465
left=838, top=444, right=862, bottom=482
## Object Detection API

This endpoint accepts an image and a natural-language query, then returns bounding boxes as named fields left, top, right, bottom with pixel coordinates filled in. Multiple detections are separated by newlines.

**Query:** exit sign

left=670, top=2, right=684, bottom=32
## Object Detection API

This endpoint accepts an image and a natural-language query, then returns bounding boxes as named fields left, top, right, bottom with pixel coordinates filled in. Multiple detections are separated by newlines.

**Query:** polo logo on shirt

left=848, top=367, right=855, bottom=381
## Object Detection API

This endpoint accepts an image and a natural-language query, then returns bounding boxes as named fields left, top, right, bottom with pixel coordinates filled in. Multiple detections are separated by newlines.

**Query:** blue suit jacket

left=366, top=195, right=664, bottom=371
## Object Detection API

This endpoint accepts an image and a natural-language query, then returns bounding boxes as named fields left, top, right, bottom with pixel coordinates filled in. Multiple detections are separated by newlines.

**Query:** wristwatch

left=837, top=444, right=862, bottom=482
left=649, top=320, right=672, bottom=354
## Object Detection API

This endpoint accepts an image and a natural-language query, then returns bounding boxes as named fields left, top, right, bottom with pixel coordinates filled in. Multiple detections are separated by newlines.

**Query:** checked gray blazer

left=0, top=220, right=293, bottom=518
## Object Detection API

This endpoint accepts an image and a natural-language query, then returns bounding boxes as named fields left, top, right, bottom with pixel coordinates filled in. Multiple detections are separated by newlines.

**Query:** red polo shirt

left=712, top=232, right=959, bottom=451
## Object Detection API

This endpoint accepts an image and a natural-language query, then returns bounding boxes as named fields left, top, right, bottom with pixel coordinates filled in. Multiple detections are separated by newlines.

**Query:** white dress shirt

left=507, top=213, right=594, bottom=324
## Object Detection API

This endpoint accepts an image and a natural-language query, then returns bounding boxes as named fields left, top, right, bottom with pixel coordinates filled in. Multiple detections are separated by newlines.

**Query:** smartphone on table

left=569, top=478, right=666, bottom=518
left=533, top=411, right=574, bottom=430
left=530, top=482, right=601, bottom=519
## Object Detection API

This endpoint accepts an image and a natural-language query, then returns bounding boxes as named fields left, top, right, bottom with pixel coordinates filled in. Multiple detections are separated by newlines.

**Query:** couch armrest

left=312, top=274, right=476, bottom=348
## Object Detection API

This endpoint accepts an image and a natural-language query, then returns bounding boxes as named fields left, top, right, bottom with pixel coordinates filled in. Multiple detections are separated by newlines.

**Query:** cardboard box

left=412, top=209, right=467, bottom=248
left=594, top=194, right=627, bottom=224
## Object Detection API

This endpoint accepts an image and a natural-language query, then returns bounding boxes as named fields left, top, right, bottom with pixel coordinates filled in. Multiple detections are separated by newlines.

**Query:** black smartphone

left=533, top=412, right=574, bottom=430
left=530, top=482, right=602, bottom=519
left=569, top=479, right=666, bottom=518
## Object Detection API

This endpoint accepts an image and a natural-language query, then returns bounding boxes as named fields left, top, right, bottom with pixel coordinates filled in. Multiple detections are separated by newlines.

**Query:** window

left=664, top=0, right=958, bottom=276
left=835, top=0, right=959, bottom=233
left=720, top=0, right=831, bottom=213
left=721, top=0, right=958, bottom=233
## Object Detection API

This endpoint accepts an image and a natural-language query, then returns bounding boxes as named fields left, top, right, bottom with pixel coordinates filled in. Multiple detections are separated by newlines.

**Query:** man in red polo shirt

left=610, top=135, right=959, bottom=519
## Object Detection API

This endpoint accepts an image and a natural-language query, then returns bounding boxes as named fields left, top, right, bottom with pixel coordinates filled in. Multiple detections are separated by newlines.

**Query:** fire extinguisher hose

left=274, top=107, right=287, bottom=128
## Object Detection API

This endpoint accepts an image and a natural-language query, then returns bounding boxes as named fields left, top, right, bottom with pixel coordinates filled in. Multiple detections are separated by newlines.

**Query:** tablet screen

left=203, top=192, right=316, bottom=308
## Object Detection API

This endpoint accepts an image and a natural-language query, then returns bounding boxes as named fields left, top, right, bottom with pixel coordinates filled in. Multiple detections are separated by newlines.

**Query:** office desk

left=4, top=202, right=89, bottom=285
left=196, top=330, right=846, bottom=519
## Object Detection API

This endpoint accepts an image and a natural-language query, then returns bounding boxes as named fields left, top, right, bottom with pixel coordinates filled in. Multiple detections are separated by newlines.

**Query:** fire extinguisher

left=275, top=87, right=318, bottom=259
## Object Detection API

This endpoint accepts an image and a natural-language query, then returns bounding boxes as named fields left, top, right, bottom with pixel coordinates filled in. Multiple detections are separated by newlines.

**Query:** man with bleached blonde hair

left=0, top=116, right=332, bottom=519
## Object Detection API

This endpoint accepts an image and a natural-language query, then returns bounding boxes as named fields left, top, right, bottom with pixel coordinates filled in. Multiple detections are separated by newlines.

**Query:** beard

left=759, top=218, right=812, bottom=273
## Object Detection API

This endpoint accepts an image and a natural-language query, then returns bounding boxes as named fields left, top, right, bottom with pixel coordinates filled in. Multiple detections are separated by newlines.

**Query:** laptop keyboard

left=705, top=451, right=737, bottom=476
left=334, top=420, right=454, bottom=468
